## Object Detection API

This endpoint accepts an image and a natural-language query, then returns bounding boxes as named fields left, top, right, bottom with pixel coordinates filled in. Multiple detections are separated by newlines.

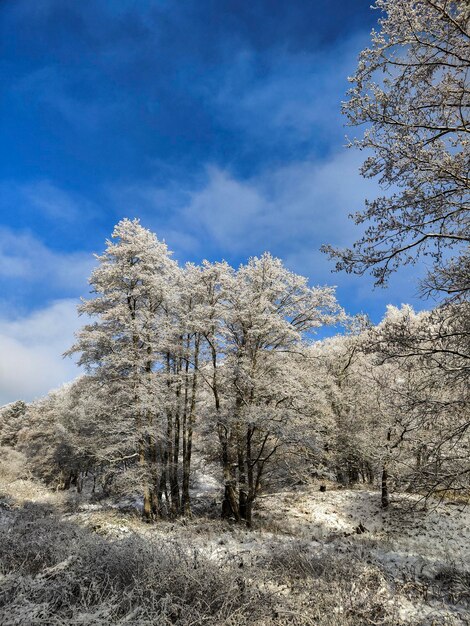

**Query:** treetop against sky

left=0, top=0, right=438, bottom=403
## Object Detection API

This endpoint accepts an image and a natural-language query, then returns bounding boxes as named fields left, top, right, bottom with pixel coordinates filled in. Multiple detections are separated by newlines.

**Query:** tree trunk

left=218, top=425, right=240, bottom=521
left=149, top=434, right=160, bottom=518
left=77, top=472, right=83, bottom=494
left=382, top=428, right=391, bottom=509
left=182, top=335, right=200, bottom=516
left=170, top=409, right=181, bottom=514
left=141, top=435, right=153, bottom=521
left=245, top=499, right=253, bottom=528
left=158, top=436, right=169, bottom=517
left=143, top=484, right=152, bottom=520
left=63, top=471, right=72, bottom=491
left=381, top=464, right=390, bottom=509
left=166, top=409, right=177, bottom=516
left=238, top=431, right=248, bottom=522
left=245, top=426, right=255, bottom=528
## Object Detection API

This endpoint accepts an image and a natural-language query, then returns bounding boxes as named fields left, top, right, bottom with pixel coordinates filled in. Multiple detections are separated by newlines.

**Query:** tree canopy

left=322, top=0, right=470, bottom=301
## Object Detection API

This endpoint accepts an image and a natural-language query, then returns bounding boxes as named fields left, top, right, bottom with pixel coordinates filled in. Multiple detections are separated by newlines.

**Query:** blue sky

left=0, top=0, right=430, bottom=403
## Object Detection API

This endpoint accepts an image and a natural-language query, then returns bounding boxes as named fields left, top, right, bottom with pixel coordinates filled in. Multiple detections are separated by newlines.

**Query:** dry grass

left=1, top=463, right=469, bottom=625
left=0, top=501, right=274, bottom=625
left=0, top=498, right=437, bottom=626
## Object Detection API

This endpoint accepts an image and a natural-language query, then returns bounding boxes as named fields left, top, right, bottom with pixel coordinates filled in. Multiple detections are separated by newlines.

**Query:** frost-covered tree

left=210, top=254, right=343, bottom=525
left=323, top=0, right=470, bottom=300
left=318, top=0, right=470, bottom=506
left=68, top=218, right=178, bottom=519
left=366, top=304, right=470, bottom=502
left=312, top=335, right=378, bottom=487
left=15, top=383, right=83, bottom=489
left=156, top=262, right=207, bottom=516
left=309, top=305, right=469, bottom=508
left=0, top=400, right=27, bottom=448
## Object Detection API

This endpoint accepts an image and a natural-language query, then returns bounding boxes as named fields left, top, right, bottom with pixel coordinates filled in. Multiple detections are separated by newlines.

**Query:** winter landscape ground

left=1, top=456, right=469, bottom=625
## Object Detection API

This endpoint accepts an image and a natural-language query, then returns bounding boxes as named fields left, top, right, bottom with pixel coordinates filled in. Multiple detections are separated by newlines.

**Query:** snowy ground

left=58, top=477, right=470, bottom=624
left=1, top=470, right=469, bottom=624
left=258, top=488, right=470, bottom=574
left=256, top=488, right=470, bottom=624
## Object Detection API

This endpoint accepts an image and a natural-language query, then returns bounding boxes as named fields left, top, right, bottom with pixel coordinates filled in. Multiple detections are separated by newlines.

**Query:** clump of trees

left=61, top=218, right=343, bottom=525
left=1, top=0, right=468, bottom=523
left=313, top=304, right=469, bottom=506
left=321, top=0, right=470, bottom=504
left=2, top=231, right=468, bottom=522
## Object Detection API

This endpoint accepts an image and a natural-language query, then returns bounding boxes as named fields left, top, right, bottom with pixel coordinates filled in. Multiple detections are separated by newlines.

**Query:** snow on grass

left=257, top=487, right=470, bottom=570
left=254, top=487, right=470, bottom=624
left=2, top=473, right=469, bottom=624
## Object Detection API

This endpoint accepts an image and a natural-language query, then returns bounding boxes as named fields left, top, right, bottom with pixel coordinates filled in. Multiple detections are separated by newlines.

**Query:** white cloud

left=0, top=299, right=83, bottom=405
left=210, top=32, right=370, bottom=145
left=107, top=149, right=382, bottom=284
left=0, top=179, right=96, bottom=224
left=21, top=180, right=81, bottom=221
left=14, top=66, right=123, bottom=129
left=180, top=150, right=379, bottom=264
left=182, top=167, right=269, bottom=251
left=0, top=228, right=95, bottom=290
left=107, top=149, right=378, bottom=271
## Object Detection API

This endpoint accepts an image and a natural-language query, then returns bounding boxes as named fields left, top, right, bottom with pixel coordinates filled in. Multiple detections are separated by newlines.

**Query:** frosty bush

left=0, top=501, right=272, bottom=626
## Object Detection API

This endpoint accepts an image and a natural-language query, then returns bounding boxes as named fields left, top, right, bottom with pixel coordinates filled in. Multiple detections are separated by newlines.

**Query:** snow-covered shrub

left=261, top=541, right=399, bottom=625
left=0, top=501, right=273, bottom=625
left=0, top=447, right=30, bottom=486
